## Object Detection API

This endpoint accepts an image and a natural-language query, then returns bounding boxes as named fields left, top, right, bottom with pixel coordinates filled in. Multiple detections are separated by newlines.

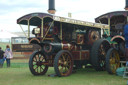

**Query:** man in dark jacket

left=0, top=47, right=5, bottom=67
left=124, top=22, right=128, bottom=61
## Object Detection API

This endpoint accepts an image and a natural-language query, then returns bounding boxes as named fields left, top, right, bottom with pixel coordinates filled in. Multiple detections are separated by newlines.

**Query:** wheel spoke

left=35, top=55, right=38, bottom=61
left=110, top=59, right=114, bottom=64
left=67, top=60, right=71, bottom=64
left=40, top=66, right=44, bottom=70
left=39, top=66, right=41, bottom=73
left=39, top=54, right=41, bottom=61
left=111, top=64, right=116, bottom=73
left=66, top=55, right=69, bottom=62
left=40, top=55, right=44, bottom=61
left=34, top=66, right=38, bottom=70
left=62, top=55, right=65, bottom=62
left=33, top=63, right=36, bottom=66
left=33, top=57, right=37, bottom=62
left=36, top=54, right=39, bottom=61
left=37, top=66, right=39, bottom=72
left=98, top=44, right=106, bottom=69
left=59, top=66, right=64, bottom=72
left=99, top=44, right=106, bottom=56
left=65, top=66, right=67, bottom=72
left=58, top=60, right=64, bottom=66
left=33, top=58, right=37, bottom=62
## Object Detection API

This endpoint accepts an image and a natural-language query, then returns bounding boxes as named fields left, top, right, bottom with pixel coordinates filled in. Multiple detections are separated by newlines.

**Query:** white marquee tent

left=0, top=30, right=18, bottom=42
left=0, top=30, right=18, bottom=38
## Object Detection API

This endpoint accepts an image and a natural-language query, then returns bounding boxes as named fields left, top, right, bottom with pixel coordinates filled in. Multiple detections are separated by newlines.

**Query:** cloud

left=0, top=0, right=126, bottom=32
left=55, top=0, right=125, bottom=21
left=0, top=0, right=48, bottom=15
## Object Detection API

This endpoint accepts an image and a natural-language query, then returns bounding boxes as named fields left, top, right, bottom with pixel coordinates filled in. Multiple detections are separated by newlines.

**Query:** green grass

left=0, top=68, right=127, bottom=85
left=0, top=59, right=127, bottom=85
left=3, top=59, right=29, bottom=68
left=0, top=42, right=127, bottom=85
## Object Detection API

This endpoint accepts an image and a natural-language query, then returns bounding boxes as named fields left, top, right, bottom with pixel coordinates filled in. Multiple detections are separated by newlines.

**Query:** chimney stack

left=48, top=0, right=56, bottom=14
left=125, top=0, right=128, bottom=10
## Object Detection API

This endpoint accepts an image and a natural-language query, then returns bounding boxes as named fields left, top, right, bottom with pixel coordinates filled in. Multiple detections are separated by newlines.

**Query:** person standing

left=4, top=45, right=13, bottom=67
left=0, top=47, right=5, bottom=68
left=124, top=22, right=128, bottom=61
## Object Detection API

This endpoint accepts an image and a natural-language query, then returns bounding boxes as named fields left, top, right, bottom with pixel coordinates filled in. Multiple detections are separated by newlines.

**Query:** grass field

left=0, top=42, right=127, bottom=85
left=0, top=59, right=127, bottom=85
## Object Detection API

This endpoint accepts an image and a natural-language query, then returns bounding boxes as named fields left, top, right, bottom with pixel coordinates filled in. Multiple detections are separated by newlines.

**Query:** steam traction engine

left=17, top=13, right=110, bottom=77
left=95, top=11, right=128, bottom=74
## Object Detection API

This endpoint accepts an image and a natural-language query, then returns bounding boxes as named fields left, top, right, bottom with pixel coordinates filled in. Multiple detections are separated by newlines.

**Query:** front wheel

left=29, top=51, right=48, bottom=75
left=106, top=48, right=120, bottom=74
left=54, top=50, right=73, bottom=77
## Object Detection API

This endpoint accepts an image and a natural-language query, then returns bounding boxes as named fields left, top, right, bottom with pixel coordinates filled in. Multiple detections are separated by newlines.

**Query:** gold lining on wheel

left=109, top=50, right=120, bottom=74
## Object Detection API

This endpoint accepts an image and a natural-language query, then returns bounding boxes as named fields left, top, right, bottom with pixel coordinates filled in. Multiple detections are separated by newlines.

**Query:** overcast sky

left=0, top=0, right=125, bottom=32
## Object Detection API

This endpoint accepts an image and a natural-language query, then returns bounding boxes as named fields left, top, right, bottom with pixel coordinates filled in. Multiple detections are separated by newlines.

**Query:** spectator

left=4, top=45, right=13, bottom=67
left=0, top=47, right=5, bottom=68
left=124, top=22, right=128, bottom=61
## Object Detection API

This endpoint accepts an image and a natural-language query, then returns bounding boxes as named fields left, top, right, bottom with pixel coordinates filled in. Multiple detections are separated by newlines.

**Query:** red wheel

left=54, top=50, right=73, bottom=77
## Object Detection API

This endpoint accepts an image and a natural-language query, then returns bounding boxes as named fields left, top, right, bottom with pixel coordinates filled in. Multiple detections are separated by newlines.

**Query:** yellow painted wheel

left=106, top=48, right=120, bottom=74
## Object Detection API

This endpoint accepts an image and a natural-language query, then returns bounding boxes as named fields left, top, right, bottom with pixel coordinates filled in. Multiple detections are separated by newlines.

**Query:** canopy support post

left=19, top=24, right=28, bottom=38
left=108, top=18, right=111, bottom=36
left=41, top=18, right=44, bottom=38
left=60, top=22, right=62, bottom=40
left=28, top=21, right=30, bottom=38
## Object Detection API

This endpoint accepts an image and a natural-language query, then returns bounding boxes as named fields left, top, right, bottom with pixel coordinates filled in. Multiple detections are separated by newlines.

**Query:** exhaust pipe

left=48, top=0, right=56, bottom=14
left=125, top=0, right=128, bottom=10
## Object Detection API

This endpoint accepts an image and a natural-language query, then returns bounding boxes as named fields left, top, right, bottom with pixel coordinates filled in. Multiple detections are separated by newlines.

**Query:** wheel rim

left=57, top=52, right=73, bottom=76
left=109, top=50, right=120, bottom=73
left=29, top=51, right=48, bottom=75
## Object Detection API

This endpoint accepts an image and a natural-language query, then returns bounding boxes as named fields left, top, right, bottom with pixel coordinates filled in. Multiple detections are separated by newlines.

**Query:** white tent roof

left=0, top=30, right=18, bottom=39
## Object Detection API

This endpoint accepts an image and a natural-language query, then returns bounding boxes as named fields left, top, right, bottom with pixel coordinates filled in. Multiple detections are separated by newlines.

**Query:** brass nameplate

left=21, top=45, right=33, bottom=48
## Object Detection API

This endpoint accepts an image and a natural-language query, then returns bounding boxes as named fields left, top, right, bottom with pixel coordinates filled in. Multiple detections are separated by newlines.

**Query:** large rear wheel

left=54, top=50, right=73, bottom=77
left=106, top=48, right=120, bottom=74
left=91, top=39, right=110, bottom=71
left=29, top=51, right=48, bottom=75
